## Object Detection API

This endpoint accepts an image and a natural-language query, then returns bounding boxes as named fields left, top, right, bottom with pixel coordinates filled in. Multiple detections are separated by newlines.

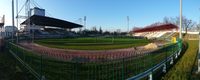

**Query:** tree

left=147, top=22, right=163, bottom=27
left=193, top=23, right=200, bottom=31
left=132, top=27, right=141, bottom=31
left=103, top=31, right=110, bottom=35
left=163, top=16, right=196, bottom=34
left=99, top=27, right=103, bottom=34
left=163, top=17, right=179, bottom=25
left=181, top=17, right=195, bottom=34
left=163, top=17, right=170, bottom=24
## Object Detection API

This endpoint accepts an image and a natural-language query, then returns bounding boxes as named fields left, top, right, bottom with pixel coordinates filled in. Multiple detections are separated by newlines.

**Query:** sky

left=0, top=0, right=200, bottom=32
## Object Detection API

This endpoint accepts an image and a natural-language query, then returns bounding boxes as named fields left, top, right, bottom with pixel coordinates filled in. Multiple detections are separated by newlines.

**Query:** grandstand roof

left=21, top=15, right=83, bottom=29
left=132, top=24, right=178, bottom=33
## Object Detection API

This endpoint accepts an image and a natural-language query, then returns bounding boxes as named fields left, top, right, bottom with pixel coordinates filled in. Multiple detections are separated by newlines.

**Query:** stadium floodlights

left=179, top=0, right=182, bottom=39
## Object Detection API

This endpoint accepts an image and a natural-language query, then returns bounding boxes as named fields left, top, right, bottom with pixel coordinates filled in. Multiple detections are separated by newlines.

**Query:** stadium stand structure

left=31, top=28, right=78, bottom=38
left=20, top=15, right=83, bottom=38
left=131, top=23, right=178, bottom=39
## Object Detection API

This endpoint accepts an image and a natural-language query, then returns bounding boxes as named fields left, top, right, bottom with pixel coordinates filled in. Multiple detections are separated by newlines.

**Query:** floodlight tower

left=198, top=8, right=200, bottom=73
left=79, top=18, right=83, bottom=32
left=16, top=0, right=19, bottom=43
left=127, top=16, right=129, bottom=34
left=25, top=0, right=31, bottom=35
left=84, top=16, right=86, bottom=30
left=198, top=25, right=200, bottom=73
left=12, top=0, right=15, bottom=42
left=179, top=0, right=182, bottom=39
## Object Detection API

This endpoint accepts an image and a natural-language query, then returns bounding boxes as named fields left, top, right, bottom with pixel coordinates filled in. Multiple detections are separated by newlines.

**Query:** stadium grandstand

left=131, top=23, right=179, bottom=39
left=20, top=12, right=83, bottom=38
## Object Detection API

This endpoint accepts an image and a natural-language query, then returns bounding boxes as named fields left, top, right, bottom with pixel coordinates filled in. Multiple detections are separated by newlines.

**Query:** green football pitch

left=35, top=37, right=150, bottom=50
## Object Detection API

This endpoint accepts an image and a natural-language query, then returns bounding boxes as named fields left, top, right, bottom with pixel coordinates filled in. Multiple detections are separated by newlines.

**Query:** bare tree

left=182, top=17, right=196, bottom=34
left=195, top=23, right=200, bottom=31
left=147, top=22, right=163, bottom=27
left=163, top=17, right=171, bottom=24
left=163, top=16, right=196, bottom=34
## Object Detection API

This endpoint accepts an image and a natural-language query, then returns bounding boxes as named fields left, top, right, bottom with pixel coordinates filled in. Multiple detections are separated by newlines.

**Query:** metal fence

left=6, top=40, right=182, bottom=80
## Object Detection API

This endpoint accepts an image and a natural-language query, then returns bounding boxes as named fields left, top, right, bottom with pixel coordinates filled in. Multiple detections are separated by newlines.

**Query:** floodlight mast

left=12, top=0, right=15, bottom=42
left=198, top=8, right=200, bottom=73
left=16, top=0, right=18, bottom=43
left=197, top=7, right=200, bottom=74
left=25, top=0, right=30, bottom=35
left=127, top=16, right=129, bottom=34
left=84, top=16, right=86, bottom=30
left=179, top=0, right=182, bottom=39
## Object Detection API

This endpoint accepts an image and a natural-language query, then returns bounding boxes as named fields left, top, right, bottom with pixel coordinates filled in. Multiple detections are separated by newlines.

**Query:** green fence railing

left=7, top=41, right=182, bottom=80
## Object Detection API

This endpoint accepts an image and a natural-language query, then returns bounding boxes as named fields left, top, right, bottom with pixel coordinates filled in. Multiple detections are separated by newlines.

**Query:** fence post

left=162, top=64, right=166, bottom=73
left=122, top=57, right=125, bottom=80
left=149, top=72, right=153, bottom=80
left=41, top=76, right=46, bottom=80
left=148, top=49, right=154, bottom=80
left=175, top=51, right=178, bottom=59
left=175, top=44, right=177, bottom=56
left=170, top=57, right=173, bottom=65
left=40, top=53, right=46, bottom=80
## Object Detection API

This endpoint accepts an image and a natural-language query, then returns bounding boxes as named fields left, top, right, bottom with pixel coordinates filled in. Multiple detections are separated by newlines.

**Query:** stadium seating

left=33, top=28, right=79, bottom=39
left=132, top=31, right=169, bottom=39
left=19, top=42, right=157, bottom=62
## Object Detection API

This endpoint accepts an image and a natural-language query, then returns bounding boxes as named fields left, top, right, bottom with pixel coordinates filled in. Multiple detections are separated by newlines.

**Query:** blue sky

left=0, top=0, right=200, bottom=31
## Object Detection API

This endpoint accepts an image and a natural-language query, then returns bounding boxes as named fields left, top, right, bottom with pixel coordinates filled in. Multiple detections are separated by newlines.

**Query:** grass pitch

left=163, top=40, right=198, bottom=80
left=35, top=37, right=150, bottom=50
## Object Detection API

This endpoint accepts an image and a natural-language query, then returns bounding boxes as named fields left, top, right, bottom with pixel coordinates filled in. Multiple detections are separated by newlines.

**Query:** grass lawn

left=35, top=37, right=150, bottom=50
left=163, top=40, right=199, bottom=80
left=0, top=51, right=31, bottom=80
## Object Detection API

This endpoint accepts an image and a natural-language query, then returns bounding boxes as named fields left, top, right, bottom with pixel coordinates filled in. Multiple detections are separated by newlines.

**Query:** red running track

left=19, top=42, right=157, bottom=62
